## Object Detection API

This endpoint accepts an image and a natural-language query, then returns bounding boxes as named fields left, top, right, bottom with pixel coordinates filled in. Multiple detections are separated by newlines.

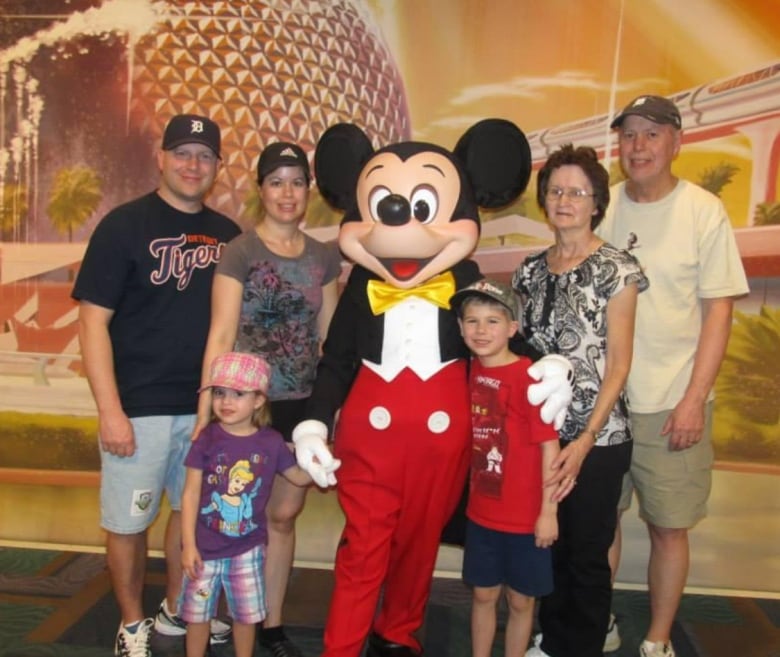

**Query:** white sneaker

left=209, top=616, right=232, bottom=645
left=153, top=599, right=186, bottom=636
left=526, top=634, right=551, bottom=657
left=604, top=613, right=621, bottom=652
left=639, top=639, right=676, bottom=657
left=528, top=624, right=620, bottom=656
left=115, top=618, right=153, bottom=657
left=154, top=599, right=233, bottom=644
left=525, top=647, right=551, bottom=657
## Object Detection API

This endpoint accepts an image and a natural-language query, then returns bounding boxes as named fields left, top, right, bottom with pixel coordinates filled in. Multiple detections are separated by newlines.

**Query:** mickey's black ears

left=454, top=118, right=532, bottom=209
left=315, top=123, right=374, bottom=210
left=315, top=119, right=531, bottom=212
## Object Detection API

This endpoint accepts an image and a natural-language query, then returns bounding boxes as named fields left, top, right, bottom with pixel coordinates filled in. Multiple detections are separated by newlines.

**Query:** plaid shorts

left=179, top=544, right=266, bottom=625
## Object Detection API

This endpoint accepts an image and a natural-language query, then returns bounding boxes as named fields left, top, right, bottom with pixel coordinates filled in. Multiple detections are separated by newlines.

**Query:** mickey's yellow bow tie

left=367, top=271, right=456, bottom=315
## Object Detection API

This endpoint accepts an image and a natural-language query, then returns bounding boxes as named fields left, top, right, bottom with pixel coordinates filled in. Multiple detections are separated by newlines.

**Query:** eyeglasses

left=171, top=148, right=218, bottom=164
left=545, top=186, right=595, bottom=203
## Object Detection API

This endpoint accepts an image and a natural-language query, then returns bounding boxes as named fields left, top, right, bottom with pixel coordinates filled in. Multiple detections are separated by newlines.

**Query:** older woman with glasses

left=512, top=144, right=648, bottom=657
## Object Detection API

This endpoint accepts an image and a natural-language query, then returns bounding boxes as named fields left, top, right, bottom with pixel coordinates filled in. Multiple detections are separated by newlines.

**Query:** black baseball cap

left=162, top=114, right=221, bottom=157
left=257, top=142, right=311, bottom=184
left=610, top=95, right=682, bottom=130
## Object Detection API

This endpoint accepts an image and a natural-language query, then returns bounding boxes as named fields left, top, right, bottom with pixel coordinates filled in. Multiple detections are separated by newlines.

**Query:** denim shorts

left=179, top=544, right=266, bottom=625
left=462, top=520, right=553, bottom=596
left=99, top=415, right=194, bottom=534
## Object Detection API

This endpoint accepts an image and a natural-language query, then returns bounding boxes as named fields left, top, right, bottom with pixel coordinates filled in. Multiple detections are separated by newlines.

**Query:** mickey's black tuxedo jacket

left=305, top=259, right=540, bottom=429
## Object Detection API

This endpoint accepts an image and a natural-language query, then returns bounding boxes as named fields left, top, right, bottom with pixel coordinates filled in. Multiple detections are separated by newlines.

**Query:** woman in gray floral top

left=197, top=142, right=340, bottom=657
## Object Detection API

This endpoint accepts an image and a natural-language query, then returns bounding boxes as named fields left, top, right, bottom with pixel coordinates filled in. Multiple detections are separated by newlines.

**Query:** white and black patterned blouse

left=512, top=243, right=649, bottom=445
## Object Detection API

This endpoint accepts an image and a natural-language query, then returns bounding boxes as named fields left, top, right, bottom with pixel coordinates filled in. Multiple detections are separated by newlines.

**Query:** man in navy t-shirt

left=72, top=114, right=240, bottom=657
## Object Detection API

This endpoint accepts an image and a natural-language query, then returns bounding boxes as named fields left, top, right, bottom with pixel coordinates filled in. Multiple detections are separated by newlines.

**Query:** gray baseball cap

left=450, top=278, right=518, bottom=318
left=610, top=95, right=682, bottom=130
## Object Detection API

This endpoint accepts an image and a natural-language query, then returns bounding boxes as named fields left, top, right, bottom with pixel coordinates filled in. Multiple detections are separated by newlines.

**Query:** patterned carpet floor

left=0, top=547, right=778, bottom=657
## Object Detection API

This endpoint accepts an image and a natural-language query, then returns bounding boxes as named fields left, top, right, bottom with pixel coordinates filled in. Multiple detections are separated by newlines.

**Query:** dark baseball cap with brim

left=162, top=114, right=221, bottom=157
left=257, top=142, right=311, bottom=184
left=610, top=95, right=682, bottom=130
left=450, top=278, right=518, bottom=319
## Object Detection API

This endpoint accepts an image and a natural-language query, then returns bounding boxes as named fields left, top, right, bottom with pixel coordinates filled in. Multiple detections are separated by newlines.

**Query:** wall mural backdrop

left=0, top=0, right=778, bottom=593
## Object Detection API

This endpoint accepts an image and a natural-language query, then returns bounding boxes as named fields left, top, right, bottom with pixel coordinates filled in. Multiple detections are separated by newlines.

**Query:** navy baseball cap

left=162, top=114, right=221, bottom=157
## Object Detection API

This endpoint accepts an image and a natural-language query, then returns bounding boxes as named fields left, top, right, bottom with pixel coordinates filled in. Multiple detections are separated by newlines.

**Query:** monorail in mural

left=528, top=60, right=780, bottom=161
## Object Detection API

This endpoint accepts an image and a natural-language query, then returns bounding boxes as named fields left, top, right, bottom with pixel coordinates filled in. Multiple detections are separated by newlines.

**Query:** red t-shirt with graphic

left=466, top=357, right=559, bottom=533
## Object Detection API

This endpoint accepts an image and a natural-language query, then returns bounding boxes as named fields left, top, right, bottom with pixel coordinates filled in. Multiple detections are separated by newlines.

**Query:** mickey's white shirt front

left=363, top=297, right=456, bottom=382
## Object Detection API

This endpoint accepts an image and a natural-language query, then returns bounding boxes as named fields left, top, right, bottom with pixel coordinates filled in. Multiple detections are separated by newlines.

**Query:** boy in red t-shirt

left=450, top=279, right=560, bottom=657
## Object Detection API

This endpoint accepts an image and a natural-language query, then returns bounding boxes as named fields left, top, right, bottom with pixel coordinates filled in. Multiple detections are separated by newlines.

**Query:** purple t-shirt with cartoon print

left=185, top=422, right=296, bottom=560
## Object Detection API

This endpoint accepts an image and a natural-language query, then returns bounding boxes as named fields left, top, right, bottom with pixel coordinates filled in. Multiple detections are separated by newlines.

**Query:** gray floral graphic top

left=217, top=230, right=341, bottom=400
left=512, top=243, right=648, bottom=445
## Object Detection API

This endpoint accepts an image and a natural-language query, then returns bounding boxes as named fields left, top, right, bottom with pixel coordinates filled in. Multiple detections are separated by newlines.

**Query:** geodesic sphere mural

left=130, top=0, right=411, bottom=220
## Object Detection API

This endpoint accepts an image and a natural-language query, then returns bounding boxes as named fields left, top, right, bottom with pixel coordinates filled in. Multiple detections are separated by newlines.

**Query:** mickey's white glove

left=526, top=354, right=574, bottom=431
left=292, top=419, right=341, bottom=488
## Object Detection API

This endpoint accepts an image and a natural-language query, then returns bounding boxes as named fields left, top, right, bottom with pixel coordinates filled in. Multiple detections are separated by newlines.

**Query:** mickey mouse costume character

left=292, top=120, right=573, bottom=657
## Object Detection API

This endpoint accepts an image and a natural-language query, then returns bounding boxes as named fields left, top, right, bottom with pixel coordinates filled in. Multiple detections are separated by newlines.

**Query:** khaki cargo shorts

left=618, top=402, right=713, bottom=529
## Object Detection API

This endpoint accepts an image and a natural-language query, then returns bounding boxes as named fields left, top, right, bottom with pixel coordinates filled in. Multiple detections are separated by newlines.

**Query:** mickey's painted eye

left=369, top=186, right=392, bottom=222
left=410, top=185, right=438, bottom=223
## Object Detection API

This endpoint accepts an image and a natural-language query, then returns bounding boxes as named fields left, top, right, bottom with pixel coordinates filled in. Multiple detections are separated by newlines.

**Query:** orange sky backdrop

left=355, top=0, right=780, bottom=231
left=367, top=0, right=779, bottom=147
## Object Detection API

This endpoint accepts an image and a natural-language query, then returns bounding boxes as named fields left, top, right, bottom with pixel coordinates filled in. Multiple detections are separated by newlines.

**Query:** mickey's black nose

left=377, top=194, right=410, bottom=226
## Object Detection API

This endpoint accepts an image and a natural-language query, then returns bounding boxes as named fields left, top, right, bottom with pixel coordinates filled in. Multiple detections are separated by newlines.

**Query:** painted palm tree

left=714, top=305, right=780, bottom=464
left=0, top=184, right=28, bottom=241
left=753, top=201, right=780, bottom=226
left=304, top=192, right=341, bottom=228
left=243, top=185, right=262, bottom=226
left=46, top=166, right=102, bottom=242
left=608, top=161, right=626, bottom=186
left=697, top=161, right=739, bottom=197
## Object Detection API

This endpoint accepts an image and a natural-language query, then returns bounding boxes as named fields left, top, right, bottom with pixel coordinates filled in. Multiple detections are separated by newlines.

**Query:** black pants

left=269, top=397, right=308, bottom=442
left=539, top=440, right=632, bottom=657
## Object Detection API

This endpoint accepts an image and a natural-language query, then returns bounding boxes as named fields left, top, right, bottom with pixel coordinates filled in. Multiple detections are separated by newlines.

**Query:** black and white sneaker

left=208, top=617, right=232, bottom=645
left=259, top=628, right=305, bottom=657
left=115, top=618, right=153, bottom=657
left=154, top=599, right=232, bottom=645
left=153, top=600, right=187, bottom=636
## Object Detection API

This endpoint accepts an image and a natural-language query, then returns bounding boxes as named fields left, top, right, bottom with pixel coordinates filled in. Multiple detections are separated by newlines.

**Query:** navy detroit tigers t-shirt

left=72, top=192, right=240, bottom=416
